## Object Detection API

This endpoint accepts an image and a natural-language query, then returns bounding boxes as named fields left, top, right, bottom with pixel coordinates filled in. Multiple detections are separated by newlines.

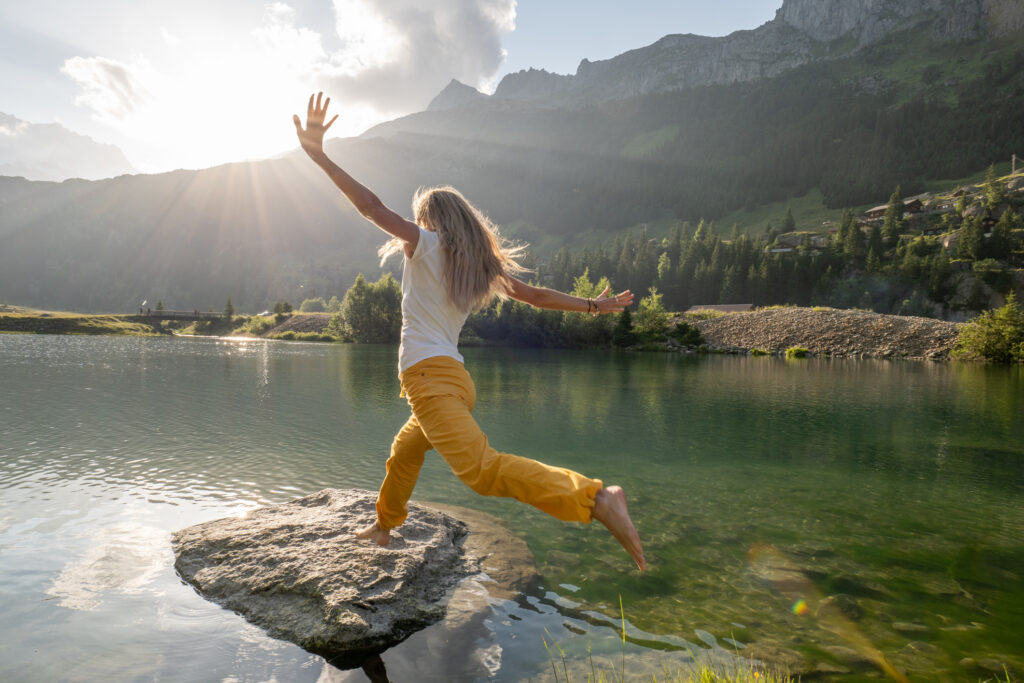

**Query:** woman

left=294, top=93, right=646, bottom=571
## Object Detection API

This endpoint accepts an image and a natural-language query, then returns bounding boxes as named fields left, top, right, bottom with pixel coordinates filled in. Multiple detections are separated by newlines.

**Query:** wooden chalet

left=865, top=198, right=924, bottom=220
left=685, top=304, right=754, bottom=314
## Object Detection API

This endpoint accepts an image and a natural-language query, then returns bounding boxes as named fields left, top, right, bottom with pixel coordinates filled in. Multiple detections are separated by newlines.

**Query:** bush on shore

left=953, top=293, right=1024, bottom=363
left=785, top=346, right=810, bottom=359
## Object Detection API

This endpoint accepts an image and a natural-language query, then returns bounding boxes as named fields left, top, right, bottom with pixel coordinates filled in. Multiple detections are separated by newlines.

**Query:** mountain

left=1, top=0, right=1023, bottom=313
left=427, top=80, right=487, bottom=111
left=454, top=0, right=1023, bottom=108
left=0, top=113, right=136, bottom=181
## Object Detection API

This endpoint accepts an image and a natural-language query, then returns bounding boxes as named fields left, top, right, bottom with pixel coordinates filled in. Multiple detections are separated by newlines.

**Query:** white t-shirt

left=397, top=227, right=469, bottom=373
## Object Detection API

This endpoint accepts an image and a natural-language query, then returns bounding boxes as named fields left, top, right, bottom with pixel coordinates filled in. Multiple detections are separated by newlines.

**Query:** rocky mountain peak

left=775, top=0, right=984, bottom=45
left=426, top=79, right=487, bottom=111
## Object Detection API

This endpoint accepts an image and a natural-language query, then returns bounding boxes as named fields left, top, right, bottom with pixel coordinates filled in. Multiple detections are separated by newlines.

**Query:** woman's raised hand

left=593, top=286, right=633, bottom=315
left=293, top=92, right=339, bottom=157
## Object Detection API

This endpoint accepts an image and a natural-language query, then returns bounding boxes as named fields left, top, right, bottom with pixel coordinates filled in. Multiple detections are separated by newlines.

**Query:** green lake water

left=0, top=335, right=1022, bottom=681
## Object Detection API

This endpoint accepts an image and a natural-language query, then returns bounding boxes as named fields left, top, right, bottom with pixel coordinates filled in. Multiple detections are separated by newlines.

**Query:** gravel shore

left=690, top=307, right=962, bottom=360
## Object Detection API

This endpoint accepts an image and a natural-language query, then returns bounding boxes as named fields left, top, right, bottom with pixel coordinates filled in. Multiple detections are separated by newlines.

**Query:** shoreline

left=1, top=306, right=965, bottom=361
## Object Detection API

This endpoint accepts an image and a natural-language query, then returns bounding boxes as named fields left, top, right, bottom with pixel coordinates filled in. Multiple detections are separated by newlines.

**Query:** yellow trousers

left=374, top=355, right=603, bottom=529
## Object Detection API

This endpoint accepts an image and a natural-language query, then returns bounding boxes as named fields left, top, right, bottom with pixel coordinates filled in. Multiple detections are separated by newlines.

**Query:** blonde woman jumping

left=294, top=93, right=646, bottom=572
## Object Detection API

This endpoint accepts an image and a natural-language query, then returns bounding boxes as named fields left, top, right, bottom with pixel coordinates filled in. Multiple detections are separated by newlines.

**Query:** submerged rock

left=172, top=489, right=536, bottom=669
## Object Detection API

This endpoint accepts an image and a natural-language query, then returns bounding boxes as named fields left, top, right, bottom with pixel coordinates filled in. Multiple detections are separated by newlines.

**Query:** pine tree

left=868, top=223, right=884, bottom=258
left=987, top=208, right=1015, bottom=260
left=782, top=207, right=796, bottom=233
left=958, top=216, right=984, bottom=261
left=223, top=297, right=234, bottom=319
left=866, top=248, right=880, bottom=273
left=612, top=309, right=635, bottom=347
left=155, top=299, right=164, bottom=311
left=657, top=252, right=671, bottom=282
left=634, top=286, right=669, bottom=337
left=882, top=186, right=904, bottom=243
left=984, top=164, right=1005, bottom=210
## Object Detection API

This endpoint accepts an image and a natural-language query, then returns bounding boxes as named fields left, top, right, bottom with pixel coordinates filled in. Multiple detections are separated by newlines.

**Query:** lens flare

left=791, top=599, right=809, bottom=615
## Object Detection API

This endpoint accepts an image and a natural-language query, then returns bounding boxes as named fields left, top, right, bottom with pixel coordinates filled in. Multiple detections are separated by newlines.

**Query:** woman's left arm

left=508, top=278, right=633, bottom=315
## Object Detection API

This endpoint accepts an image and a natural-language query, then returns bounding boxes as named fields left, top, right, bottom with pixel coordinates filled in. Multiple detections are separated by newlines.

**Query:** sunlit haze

left=0, top=1, right=778, bottom=174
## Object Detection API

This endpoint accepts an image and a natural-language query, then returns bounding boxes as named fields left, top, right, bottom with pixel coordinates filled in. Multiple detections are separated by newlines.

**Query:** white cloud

left=281, top=0, right=517, bottom=112
left=55, top=1, right=516, bottom=172
left=252, top=3, right=327, bottom=71
left=61, top=56, right=152, bottom=124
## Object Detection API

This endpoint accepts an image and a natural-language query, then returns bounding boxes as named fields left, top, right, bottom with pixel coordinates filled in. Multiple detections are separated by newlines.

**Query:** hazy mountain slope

left=0, top=113, right=136, bottom=181
left=0, top=152, right=394, bottom=312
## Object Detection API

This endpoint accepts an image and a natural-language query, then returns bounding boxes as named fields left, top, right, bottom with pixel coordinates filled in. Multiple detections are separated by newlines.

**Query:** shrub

left=634, top=286, right=669, bottom=338
left=785, top=346, right=810, bottom=359
left=751, top=348, right=770, bottom=356
left=299, top=297, right=327, bottom=312
left=953, top=293, right=1024, bottom=363
left=670, top=321, right=703, bottom=346
left=277, top=330, right=296, bottom=340
left=237, top=315, right=274, bottom=336
left=295, top=332, right=337, bottom=342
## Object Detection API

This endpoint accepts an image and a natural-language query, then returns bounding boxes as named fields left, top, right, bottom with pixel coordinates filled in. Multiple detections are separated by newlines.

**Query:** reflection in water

left=46, top=523, right=169, bottom=610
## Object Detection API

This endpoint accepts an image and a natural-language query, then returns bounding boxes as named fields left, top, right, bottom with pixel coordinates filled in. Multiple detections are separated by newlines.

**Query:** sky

left=0, top=1, right=779, bottom=174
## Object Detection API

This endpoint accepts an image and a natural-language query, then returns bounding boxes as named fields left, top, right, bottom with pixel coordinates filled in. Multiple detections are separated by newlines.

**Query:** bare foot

left=592, top=486, right=646, bottom=572
left=354, top=520, right=391, bottom=547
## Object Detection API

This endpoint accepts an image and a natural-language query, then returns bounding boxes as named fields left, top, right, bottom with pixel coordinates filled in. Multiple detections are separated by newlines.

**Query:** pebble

left=822, top=645, right=874, bottom=668
left=816, top=594, right=864, bottom=622
left=892, top=621, right=929, bottom=634
left=978, top=658, right=1010, bottom=673
left=903, top=641, right=940, bottom=655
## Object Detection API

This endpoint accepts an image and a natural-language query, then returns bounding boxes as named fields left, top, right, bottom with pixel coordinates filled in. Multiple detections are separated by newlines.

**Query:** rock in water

left=172, top=489, right=534, bottom=669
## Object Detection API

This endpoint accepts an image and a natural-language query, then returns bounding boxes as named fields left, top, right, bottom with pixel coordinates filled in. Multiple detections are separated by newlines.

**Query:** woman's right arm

left=293, top=92, right=419, bottom=254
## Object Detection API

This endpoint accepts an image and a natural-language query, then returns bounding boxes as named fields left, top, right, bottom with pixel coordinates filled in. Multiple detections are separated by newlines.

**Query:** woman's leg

left=376, top=413, right=432, bottom=528
left=408, top=372, right=603, bottom=524
left=356, top=413, right=431, bottom=546
left=369, top=357, right=646, bottom=570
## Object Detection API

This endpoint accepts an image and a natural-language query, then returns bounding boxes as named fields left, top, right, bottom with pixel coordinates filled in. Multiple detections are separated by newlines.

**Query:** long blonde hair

left=379, top=186, right=528, bottom=311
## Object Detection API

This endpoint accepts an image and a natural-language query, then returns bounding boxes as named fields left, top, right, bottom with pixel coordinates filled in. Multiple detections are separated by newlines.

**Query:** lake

left=1, top=335, right=1022, bottom=682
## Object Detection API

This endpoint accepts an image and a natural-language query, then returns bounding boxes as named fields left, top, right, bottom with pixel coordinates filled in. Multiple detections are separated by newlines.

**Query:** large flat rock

left=172, top=489, right=536, bottom=669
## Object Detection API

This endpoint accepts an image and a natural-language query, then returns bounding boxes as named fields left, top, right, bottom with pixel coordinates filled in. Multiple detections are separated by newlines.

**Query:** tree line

left=293, top=169, right=1021, bottom=351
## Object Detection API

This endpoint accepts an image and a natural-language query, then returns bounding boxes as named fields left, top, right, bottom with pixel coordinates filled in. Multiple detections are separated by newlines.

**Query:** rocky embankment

left=691, top=307, right=962, bottom=360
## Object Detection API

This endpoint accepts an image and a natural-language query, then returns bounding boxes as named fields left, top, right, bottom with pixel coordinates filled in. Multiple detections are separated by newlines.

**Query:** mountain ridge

left=444, top=0, right=1021, bottom=110
left=0, top=112, right=136, bottom=181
